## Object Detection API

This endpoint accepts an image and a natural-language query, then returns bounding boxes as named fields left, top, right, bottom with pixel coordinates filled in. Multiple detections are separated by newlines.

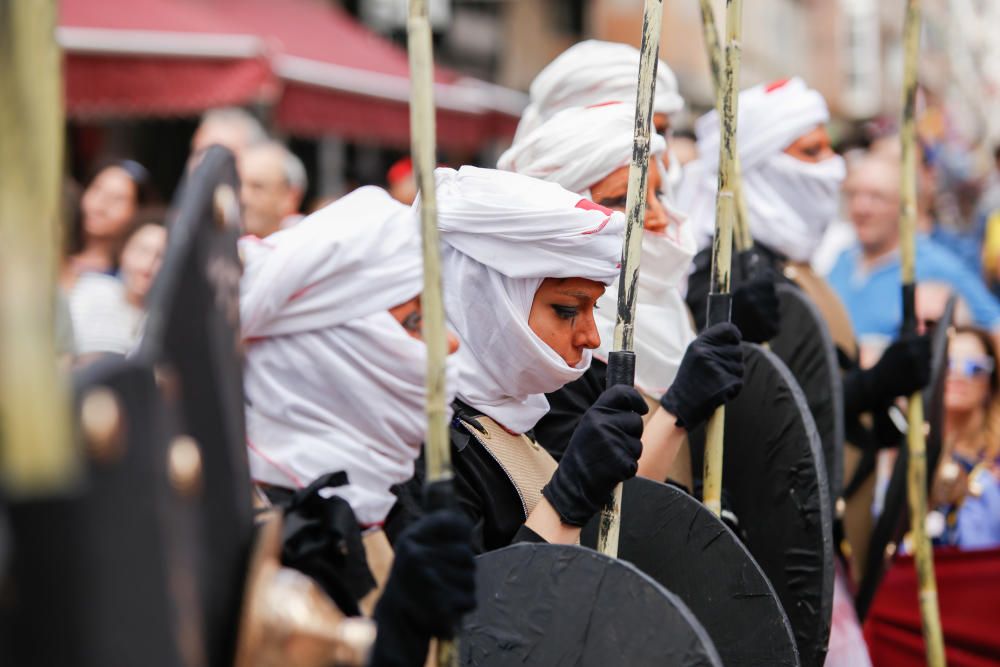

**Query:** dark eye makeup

left=400, top=310, right=422, bottom=334
left=552, top=304, right=579, bottom=320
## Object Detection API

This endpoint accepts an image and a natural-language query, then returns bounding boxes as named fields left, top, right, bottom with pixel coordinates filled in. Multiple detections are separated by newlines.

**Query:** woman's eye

left=552, top=305, right=578, bottom=320
left=598, top=195, right=628, bottom=210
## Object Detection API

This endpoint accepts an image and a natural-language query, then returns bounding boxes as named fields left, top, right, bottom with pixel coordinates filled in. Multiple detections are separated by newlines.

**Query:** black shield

left=459, top=543, right=722, bottom=666
left=580, top=477, right=799, bottom=667
left=137, top=145, right=253, bottom=667
left=689, top=343, right=834, bottom=667
left=3, top=357, right=202, bottom=667
left=770, top=283, right=845, bottom=502
left=854, top=295, right=956, bottom=620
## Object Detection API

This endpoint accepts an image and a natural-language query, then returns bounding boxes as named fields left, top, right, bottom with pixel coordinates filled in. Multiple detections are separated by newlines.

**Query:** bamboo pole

left=701, top=0, right=743, bottom=518
left=596, top=0, right=666, bottom=559
left=0, top=0, right=76, bottom=496
left=898, top=0, right=946, bottom=664
left=407, top=2, right=458, bottom=664
left=696, top=0, right=752, bottom=253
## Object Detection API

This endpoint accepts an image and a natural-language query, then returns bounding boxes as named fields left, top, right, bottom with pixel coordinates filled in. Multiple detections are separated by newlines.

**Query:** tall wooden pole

left=406, top=2, right=457, bottom=664
left=702, top=0, right=743, bottom=518
left=898, top=1, right=946, bottom=664
left=697, top=0, right=752, bottom=253
left=596, top=0, right=666, bottom=558
left=0, top=0, right=76, bottom=496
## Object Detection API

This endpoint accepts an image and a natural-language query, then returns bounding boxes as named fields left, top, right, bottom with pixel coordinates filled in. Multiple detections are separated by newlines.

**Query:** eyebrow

left=556, top=289, right=597, bottom=301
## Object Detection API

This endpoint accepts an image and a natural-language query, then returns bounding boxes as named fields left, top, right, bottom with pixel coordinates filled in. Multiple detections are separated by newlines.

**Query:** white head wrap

left=240, top=186, right=451, bottom=526
left=676, top=77, right=847, bottom=262
left=498, top=103, right=696, bottom=396
left=436, top=166, right=625, bottom=432
left=514, top=40, right=684, bottom=143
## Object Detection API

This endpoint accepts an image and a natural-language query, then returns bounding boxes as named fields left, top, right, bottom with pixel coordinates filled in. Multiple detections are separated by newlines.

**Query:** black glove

left=660, top=323, right=744, bottom=429
left=731, top=277, right=780, bottom=343
left=843, top=334, right=931, bottom=417
left=541, top=385, right=647, bottom=526
left=370, top=510, right=476, bottom=667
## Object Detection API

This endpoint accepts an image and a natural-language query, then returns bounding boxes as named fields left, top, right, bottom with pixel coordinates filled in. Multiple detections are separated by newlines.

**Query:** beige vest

left=459, top=414, right=559, bottom=519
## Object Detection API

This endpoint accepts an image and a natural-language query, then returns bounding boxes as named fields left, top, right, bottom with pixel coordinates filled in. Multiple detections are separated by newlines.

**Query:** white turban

left=240, top=186, right=450, bottom=526
left=498, top=103, right=695, bottom=396
left=435, top=166, right=625, bottom=432
left=514, top=39, right=684, bottom=143
left=676, top=77, right=846, bottom=263
left=499, top=102, right=667, bottom=196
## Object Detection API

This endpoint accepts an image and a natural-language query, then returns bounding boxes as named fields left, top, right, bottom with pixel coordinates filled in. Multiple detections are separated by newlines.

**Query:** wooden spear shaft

left=702, top=0, right=742, bottom=518
left=406, top=3, right=457, bottom=664
left=0, top=0, right=75, bottom=496
left=596, top=0, right=665, bottom=559
left=697, top=0, right=752, bottom=253
left=898, top=0, right=946, bottom=663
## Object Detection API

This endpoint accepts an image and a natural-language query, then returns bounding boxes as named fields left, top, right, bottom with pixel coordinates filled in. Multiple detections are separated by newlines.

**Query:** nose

left=644, top=191, right=668, bottom=233
left=446, top=330, right=460, bottom=355
left=575, top=312, right=602, bottom=351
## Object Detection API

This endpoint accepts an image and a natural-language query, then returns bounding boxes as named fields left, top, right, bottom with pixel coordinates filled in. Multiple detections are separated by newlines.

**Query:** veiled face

left=589, top=163, right=667, bottom=234
left=783, top=125, right=835, bottom=163
left=528, top=277, right=605, bottom=367
left=389, top=295, right=460, bottom=354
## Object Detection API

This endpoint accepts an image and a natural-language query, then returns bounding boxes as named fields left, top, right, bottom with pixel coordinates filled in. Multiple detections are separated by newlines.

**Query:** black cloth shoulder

left=387, top=400, right=542, bottom=555
left=533, top=359, right=607, bottom=462
left=686, top=243, right=787, bottom=332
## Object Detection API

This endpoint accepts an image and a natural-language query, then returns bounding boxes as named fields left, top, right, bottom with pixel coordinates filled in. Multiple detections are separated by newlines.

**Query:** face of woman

left=589, top=162, right=668, bottom=234
left=783, top=125, right=836, bottom=163
left=389, top=296, right=460, bottom=354
left=944, top=332, right=994, bottom=414
left=527, top=277, right=604, bottom=367
left=81, top=166, right=139, bottom=240
left=120, top=224, right=167, bottom=304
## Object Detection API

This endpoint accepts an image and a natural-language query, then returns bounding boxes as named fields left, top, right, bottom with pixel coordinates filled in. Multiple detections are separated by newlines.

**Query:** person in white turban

left=498, top=102, right=748, bottom=485
left=677, top=77, right=846, bottom=264
left=240, top=185, right=458, bottom=527
left=514, top=39, right=686, bottom=191
left=433, top=165, right=649, bottom=552
left=239, top=186, right=477, bottom=666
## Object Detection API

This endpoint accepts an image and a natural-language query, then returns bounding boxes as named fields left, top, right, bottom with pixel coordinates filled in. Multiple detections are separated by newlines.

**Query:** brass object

left=213, top=183, right=240, bottom=230
left=235, top=512, right=375, bottom=667
left=81, top=387, right=124, bottom=463
left=168, top=436, right=203, bottom=497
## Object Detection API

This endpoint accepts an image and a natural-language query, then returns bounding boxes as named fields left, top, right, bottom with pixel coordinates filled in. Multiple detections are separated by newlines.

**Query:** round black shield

left=580, top=478, right=799, bottom=667
left=770, top=283, right=845, bottom=501
left=854, top=295, right=956, bottom=620
left=459, top=543, right=722, bottom=666
left=689, top=343, right=834, bottom=667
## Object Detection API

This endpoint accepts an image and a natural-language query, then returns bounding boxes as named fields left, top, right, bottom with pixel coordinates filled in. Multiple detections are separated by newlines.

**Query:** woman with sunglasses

left=928, top=326, right=1000, bottom=548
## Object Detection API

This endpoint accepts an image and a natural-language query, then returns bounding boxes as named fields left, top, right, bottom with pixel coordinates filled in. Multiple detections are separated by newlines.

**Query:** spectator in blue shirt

left=828, top=153, right=1000, bottom=340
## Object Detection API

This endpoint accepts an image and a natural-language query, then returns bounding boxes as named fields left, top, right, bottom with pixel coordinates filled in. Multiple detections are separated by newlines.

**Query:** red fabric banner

left=864, top=547, right=1000, bottom=666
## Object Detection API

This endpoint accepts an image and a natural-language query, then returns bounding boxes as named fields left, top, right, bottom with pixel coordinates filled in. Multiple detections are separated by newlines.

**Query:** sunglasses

left=948, top=356, right=995, bottom=378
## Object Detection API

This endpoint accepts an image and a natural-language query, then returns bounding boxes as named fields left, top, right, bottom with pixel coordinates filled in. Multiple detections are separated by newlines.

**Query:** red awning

left=58, top=0, right=523, bottom=150
left=59, top=0, right=274, bottom=117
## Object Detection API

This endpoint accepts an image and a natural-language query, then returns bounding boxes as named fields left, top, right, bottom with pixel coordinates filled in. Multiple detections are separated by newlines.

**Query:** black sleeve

left=685, top=247, right=714, bottom=332
left=512, top=524, right=547, bottom=544
left=533, top=360, right=607, bottom=462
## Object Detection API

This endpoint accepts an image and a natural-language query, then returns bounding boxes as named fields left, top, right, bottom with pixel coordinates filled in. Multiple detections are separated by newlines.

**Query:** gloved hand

left=660, top=323, right=744, bottom=429
left=541, top=385, right=647, bottom=526
left=370, top=510, right=476, bottom=667
left=843, top=334, right=931, bottom=417
left=731, top=277, right=780, bottom=343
